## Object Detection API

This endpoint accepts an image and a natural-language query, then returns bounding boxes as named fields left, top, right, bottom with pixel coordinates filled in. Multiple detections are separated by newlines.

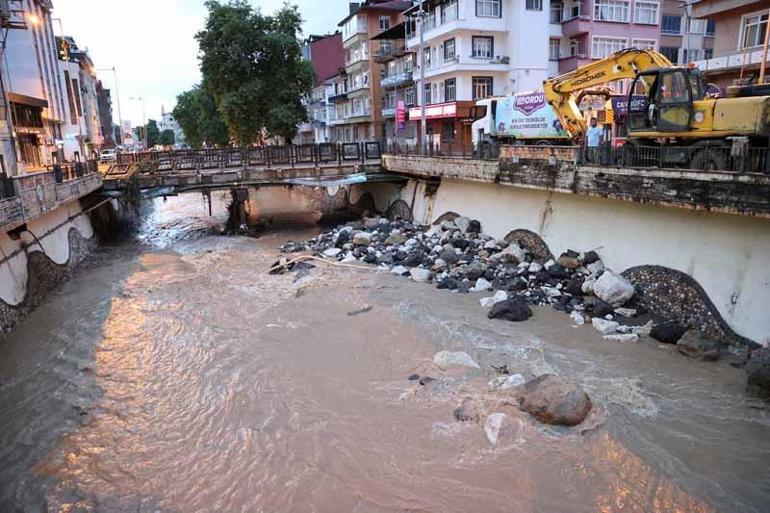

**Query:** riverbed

left=0, top=193, right=768, bottom=512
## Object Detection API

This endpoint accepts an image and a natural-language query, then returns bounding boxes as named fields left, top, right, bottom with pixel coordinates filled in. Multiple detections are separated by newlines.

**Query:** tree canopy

left=173, top=86, right=230, bottom=148
left=192, top=0, right=314, bottom=145
left=133, top=119, right=159, bottom=148
left=158, top=129, right=176, bottom=147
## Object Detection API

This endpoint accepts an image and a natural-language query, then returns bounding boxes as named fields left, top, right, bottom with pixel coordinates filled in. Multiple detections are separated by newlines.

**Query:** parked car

left=99, top=149, right=118, bottom=162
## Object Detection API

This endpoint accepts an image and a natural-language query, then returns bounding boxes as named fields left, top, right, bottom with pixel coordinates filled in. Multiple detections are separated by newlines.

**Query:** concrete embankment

left=351, top=178, right=770, bottom=345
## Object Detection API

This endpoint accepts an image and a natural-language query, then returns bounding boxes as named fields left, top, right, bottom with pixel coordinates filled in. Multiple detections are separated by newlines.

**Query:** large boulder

left=650, top=321, right=689, bottom=344
left=676, top=331, right=720, bottom=361
left=593, top=270, right=635, bottom=306
left=517, top=374, right=592, bottom=426
left=488, top=296, right=533, bottom=322
left=745, top=348, right=770, bottom=398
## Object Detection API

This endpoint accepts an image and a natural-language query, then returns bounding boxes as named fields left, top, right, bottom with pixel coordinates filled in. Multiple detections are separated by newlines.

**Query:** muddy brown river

left=1, top=193, right=768, bottom=512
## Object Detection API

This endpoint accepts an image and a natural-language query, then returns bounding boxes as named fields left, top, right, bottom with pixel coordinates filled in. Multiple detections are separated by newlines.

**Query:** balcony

left=406, top=17, right=506, bottom=48
left=694, top=49, right=770, bottom=75
left=381, top=70, right=414, bottom=89
left=558, top=54, right=594, bottom=74
left=422, top=55, right=510, bottom=79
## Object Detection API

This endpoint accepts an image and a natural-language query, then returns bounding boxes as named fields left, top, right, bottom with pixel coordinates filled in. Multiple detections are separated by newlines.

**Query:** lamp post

left=96, top=67, right=124, bottom=147
left=129, top=96, right=147, bottom=150
left=417, top=0, right=427, bottom=153
left=53, top=17, right=84, bottom=161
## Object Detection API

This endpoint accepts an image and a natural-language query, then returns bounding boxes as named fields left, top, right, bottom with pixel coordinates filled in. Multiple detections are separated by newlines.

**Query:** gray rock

left=439, top=249, right=459, bottom=265
left=488, top=296, right=532, bottom=322
left=453, top=397, right=484, bottom=422
left=746, top=348, right=770, bottom=398
left=384, top=233, right=407, bottom=246
left=593, top=270, right=635, bottom=306
left=390, top=265, right=409, bottom=276
left=603, top=333, right=639, bottom=343
left=592, top=317, right=619, bottom=335
left=352, top=232, right=372, bottom=246
left=518, top=374, right=592, bottom=426
left=323, top=248, right=342, bottom=257
left=454, top=216, right=471, bottom=233
left=484, top=413, right=506, bottom=445
left=650, top=321, right=688, bottom=344
left=409, top=268, right=430, bottom=283
left=470, top=277, right=492, bottom=292
left=676, top=331, right=720, bottom=361
left=434, top=350, right=480, bottom=370
left=463, top=261, right=487, bottom=280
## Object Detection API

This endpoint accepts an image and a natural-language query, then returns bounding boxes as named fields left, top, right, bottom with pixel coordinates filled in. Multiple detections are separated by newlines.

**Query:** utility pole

left=97, top=67, right=124, bottom=146
left=417, top=0, right=427, bottom=153
left=54, top=18, right=84, bottom=161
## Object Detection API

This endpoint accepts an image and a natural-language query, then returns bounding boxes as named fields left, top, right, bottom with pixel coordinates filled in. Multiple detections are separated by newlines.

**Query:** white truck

left=471, top=91, right=570, bottom=146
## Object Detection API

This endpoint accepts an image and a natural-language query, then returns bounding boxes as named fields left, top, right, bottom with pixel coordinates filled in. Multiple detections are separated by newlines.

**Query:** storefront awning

left=8, top=93, right=48, bottom=109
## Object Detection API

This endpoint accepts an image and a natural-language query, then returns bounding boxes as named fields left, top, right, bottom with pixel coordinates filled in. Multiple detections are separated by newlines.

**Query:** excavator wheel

left=690, top=147, right=726, bottom=172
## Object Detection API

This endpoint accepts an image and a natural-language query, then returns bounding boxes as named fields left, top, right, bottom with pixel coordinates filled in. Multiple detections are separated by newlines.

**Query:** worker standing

left=586, top=117, right=603, bottom=163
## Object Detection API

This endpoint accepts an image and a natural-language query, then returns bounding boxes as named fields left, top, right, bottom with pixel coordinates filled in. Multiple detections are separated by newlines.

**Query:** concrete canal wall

left=353, top=175, right=770, bottom=345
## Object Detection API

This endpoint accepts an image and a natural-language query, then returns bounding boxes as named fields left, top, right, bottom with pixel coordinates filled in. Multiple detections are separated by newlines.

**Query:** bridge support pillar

left=230, top=187, right=250, bottom=228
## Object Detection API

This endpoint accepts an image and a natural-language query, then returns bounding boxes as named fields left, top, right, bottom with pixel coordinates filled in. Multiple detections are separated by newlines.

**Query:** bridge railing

left=115, top=142, right=382, bottom=171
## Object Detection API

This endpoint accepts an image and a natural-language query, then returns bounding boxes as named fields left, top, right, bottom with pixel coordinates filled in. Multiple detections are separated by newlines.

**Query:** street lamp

left=96, top=67, right=124, bottom=146
left=129, top=96, right=147, bottom=150
left=417, top=0, right=427, bottom=153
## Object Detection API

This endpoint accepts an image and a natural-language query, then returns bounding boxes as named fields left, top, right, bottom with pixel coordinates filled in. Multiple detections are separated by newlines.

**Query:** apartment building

left=3, top=0, right=67, bottom=173
left=403, top=0, right=550, bottom=147
left=336, top=0, right=411, bottom=142
left=298, top=32, right=345, bottom=143
left=658, top=0, right=715, bottom=65
left=548, top=0, right=662, bottom=83
left=691, top=0, right=770, bottom=91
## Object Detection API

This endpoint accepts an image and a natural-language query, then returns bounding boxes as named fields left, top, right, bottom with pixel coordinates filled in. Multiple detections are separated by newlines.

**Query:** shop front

left=408, top=101, right=475, bottom=152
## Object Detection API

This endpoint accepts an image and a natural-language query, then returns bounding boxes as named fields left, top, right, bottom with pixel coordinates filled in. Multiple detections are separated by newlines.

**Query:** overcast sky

left=53, top=0, right=347, bottom=128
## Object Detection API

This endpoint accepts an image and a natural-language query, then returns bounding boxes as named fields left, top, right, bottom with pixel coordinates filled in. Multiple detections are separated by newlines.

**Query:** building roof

left=338, top=0, right=412, bottom=27
left=308, top=32, right=345, bottom=86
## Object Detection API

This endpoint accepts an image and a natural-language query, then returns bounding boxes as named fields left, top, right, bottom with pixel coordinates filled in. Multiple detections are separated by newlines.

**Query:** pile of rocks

left=281, top=215, right=648, bottom=337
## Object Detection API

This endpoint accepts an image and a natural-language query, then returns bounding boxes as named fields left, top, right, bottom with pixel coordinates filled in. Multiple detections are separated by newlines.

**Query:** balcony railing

left=381, top=70, right=414, bottom=88
left=374, top=41, right=407, bottom=62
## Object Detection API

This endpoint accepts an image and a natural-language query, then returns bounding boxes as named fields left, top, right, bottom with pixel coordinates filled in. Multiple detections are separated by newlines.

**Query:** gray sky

left=53, top=0, right=347, bottom=128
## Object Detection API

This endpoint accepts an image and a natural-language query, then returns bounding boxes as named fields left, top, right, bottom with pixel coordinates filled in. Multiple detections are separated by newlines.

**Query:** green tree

left=158, top=129, right=175, bottom=147
left=146, top=119, right=160, bottom=147
left=196, top=0, right=314, bottom=144
left=173, top=86, right=230, bottom=148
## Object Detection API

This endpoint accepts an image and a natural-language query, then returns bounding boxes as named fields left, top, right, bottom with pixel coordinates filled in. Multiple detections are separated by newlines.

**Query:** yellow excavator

left=543, top=48, right=770, bottom=170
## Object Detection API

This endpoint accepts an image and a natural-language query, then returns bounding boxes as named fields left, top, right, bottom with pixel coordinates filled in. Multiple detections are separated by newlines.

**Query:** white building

left=404, top=0, right=550, bottom=146
left=158, top=107, right=187, bottom=148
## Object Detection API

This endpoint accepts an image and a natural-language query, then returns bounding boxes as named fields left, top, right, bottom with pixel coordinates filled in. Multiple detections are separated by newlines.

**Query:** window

left=570, top=38, right=584, bottom=56
left=634, top=1, right=658, bottom=25
left=661, top=14, right=681, bottom=34
left=706, top=19, right=716, bottom=35
left=476, top=0, right=501, bottom=18
left=740, top=12, right=769, bottom=49
left=632, top=38, right=656, bottom=51
left=594, top=0, right=629, bottom=22
left=526, top=0, right=543, bottom=11
left=424, top=83, right=431, bottom=105
left=442, top=0, right=458, bottom=23
left=682, top=48, right=702, bottom=62
left=689, top=19, right=706, bottom=34
left=472, top=76, right=493, bottom=100
left=443, top=38, right=456, bottom=61
left=432, top=82, right=441, bottom=103
left=704, top=48, right=713, bottom=59
left=423, top=47, right=432, bottom=68
left=549, top=39, right=560, bottom=60
left=379, top=16, right=390, bottom=31
left=592, top=36, right=628, bottom=58
left=405, top=86, right=416, bottom=106
left=660, top=46, right=679, bottom=63
left=472, top=36, right=494, bottom=58
left=444, top=78, right=456, bottom=102
left=551, top=2, right=563, bottom=23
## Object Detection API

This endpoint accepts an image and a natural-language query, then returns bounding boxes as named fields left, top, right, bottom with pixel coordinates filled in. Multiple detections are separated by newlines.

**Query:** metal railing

left=385, top=141, right=500, bottom=160
left=576, top=144, right=770, bottom=174
left=115, top=143, right=383, bottom=172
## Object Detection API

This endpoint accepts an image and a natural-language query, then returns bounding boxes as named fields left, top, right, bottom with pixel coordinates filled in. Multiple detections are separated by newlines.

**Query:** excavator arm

left=543, top=48, right=674, bottom=142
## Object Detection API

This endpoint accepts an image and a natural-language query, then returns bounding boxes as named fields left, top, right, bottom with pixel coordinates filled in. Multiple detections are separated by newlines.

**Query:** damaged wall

left=354, top=178, right=770, bottom=344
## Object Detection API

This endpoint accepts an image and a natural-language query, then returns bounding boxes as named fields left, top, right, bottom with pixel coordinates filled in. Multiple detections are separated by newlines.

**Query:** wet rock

left=614, top=307, right=637, bottom=318
left=745, top=348, right=770, bottom=398
left=408, top=373, right=420, bottom=381
left=323, top=248, right=342, bottom=258
left=334, top=230, right=351, bottom=247
left=593, top=270, right=635, bottom=306
left=384, top=232, right=407, bottom=246
left=439, top=249, right=459, bottom=265
left=464, top=261, right=486, bottom=281
left=677, top=331, right=720, bottom=361
left=470, top=277, right=492, bottom=292
left=419, top=376, right=435, bottom=386
left=453, top=397, right=484, bottom=422
left=454, top=216, right=471, bottom=233
left=434, top=350, right=481, bottom=370
left=570, top=310, right=585, bottom=326
left=650, top=321, right=688, bottom=344
left=507, top=277, right=529, bottom=292
left=436, top=277, right=458, bottom=290
left=518, top=374, right=592, bottom=426
left=603, top=333, right=639, bottom=343
left=353, top=232, right=372, bottom=246
left=467, top=219, right=482, bottom=233
left=488, top=296, right=533, bottom=322
left=484, top=413, right=506, bottom=445
left=480, top=290, right=508, bottom=308
left=410, top=268, right=430, bottom=283
left=488, top=373, right=526, bottom=390
left=592, top=300, right=615, bottom=318
left=390, top=265, right=409, bottom=276
left=592, top=317, right=619, bottom=335
left=403, top=253, right=423, bottom=268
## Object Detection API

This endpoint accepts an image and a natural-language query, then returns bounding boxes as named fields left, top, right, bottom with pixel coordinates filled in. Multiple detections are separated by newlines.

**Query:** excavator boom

left=543, top=48, right=674, bottom=142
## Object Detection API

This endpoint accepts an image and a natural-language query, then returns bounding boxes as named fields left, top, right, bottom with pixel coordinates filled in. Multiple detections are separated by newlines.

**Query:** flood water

left=0, top=192, right=768, bottom=512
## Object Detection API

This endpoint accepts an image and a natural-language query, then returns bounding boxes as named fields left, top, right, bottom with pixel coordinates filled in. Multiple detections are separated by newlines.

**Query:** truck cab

left=471, top=98, right=497, bottom=147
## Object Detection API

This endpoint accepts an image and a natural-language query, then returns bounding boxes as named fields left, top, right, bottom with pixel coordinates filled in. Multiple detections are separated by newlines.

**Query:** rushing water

left=1, top=193, right=769, bottom=513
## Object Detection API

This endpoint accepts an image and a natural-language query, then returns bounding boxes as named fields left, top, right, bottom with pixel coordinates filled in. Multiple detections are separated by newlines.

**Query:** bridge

left=102, top=142, right=395, bottom=194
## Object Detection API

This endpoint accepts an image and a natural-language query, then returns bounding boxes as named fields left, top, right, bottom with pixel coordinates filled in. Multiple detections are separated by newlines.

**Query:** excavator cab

left=627, top=67, right=703, bottom=133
